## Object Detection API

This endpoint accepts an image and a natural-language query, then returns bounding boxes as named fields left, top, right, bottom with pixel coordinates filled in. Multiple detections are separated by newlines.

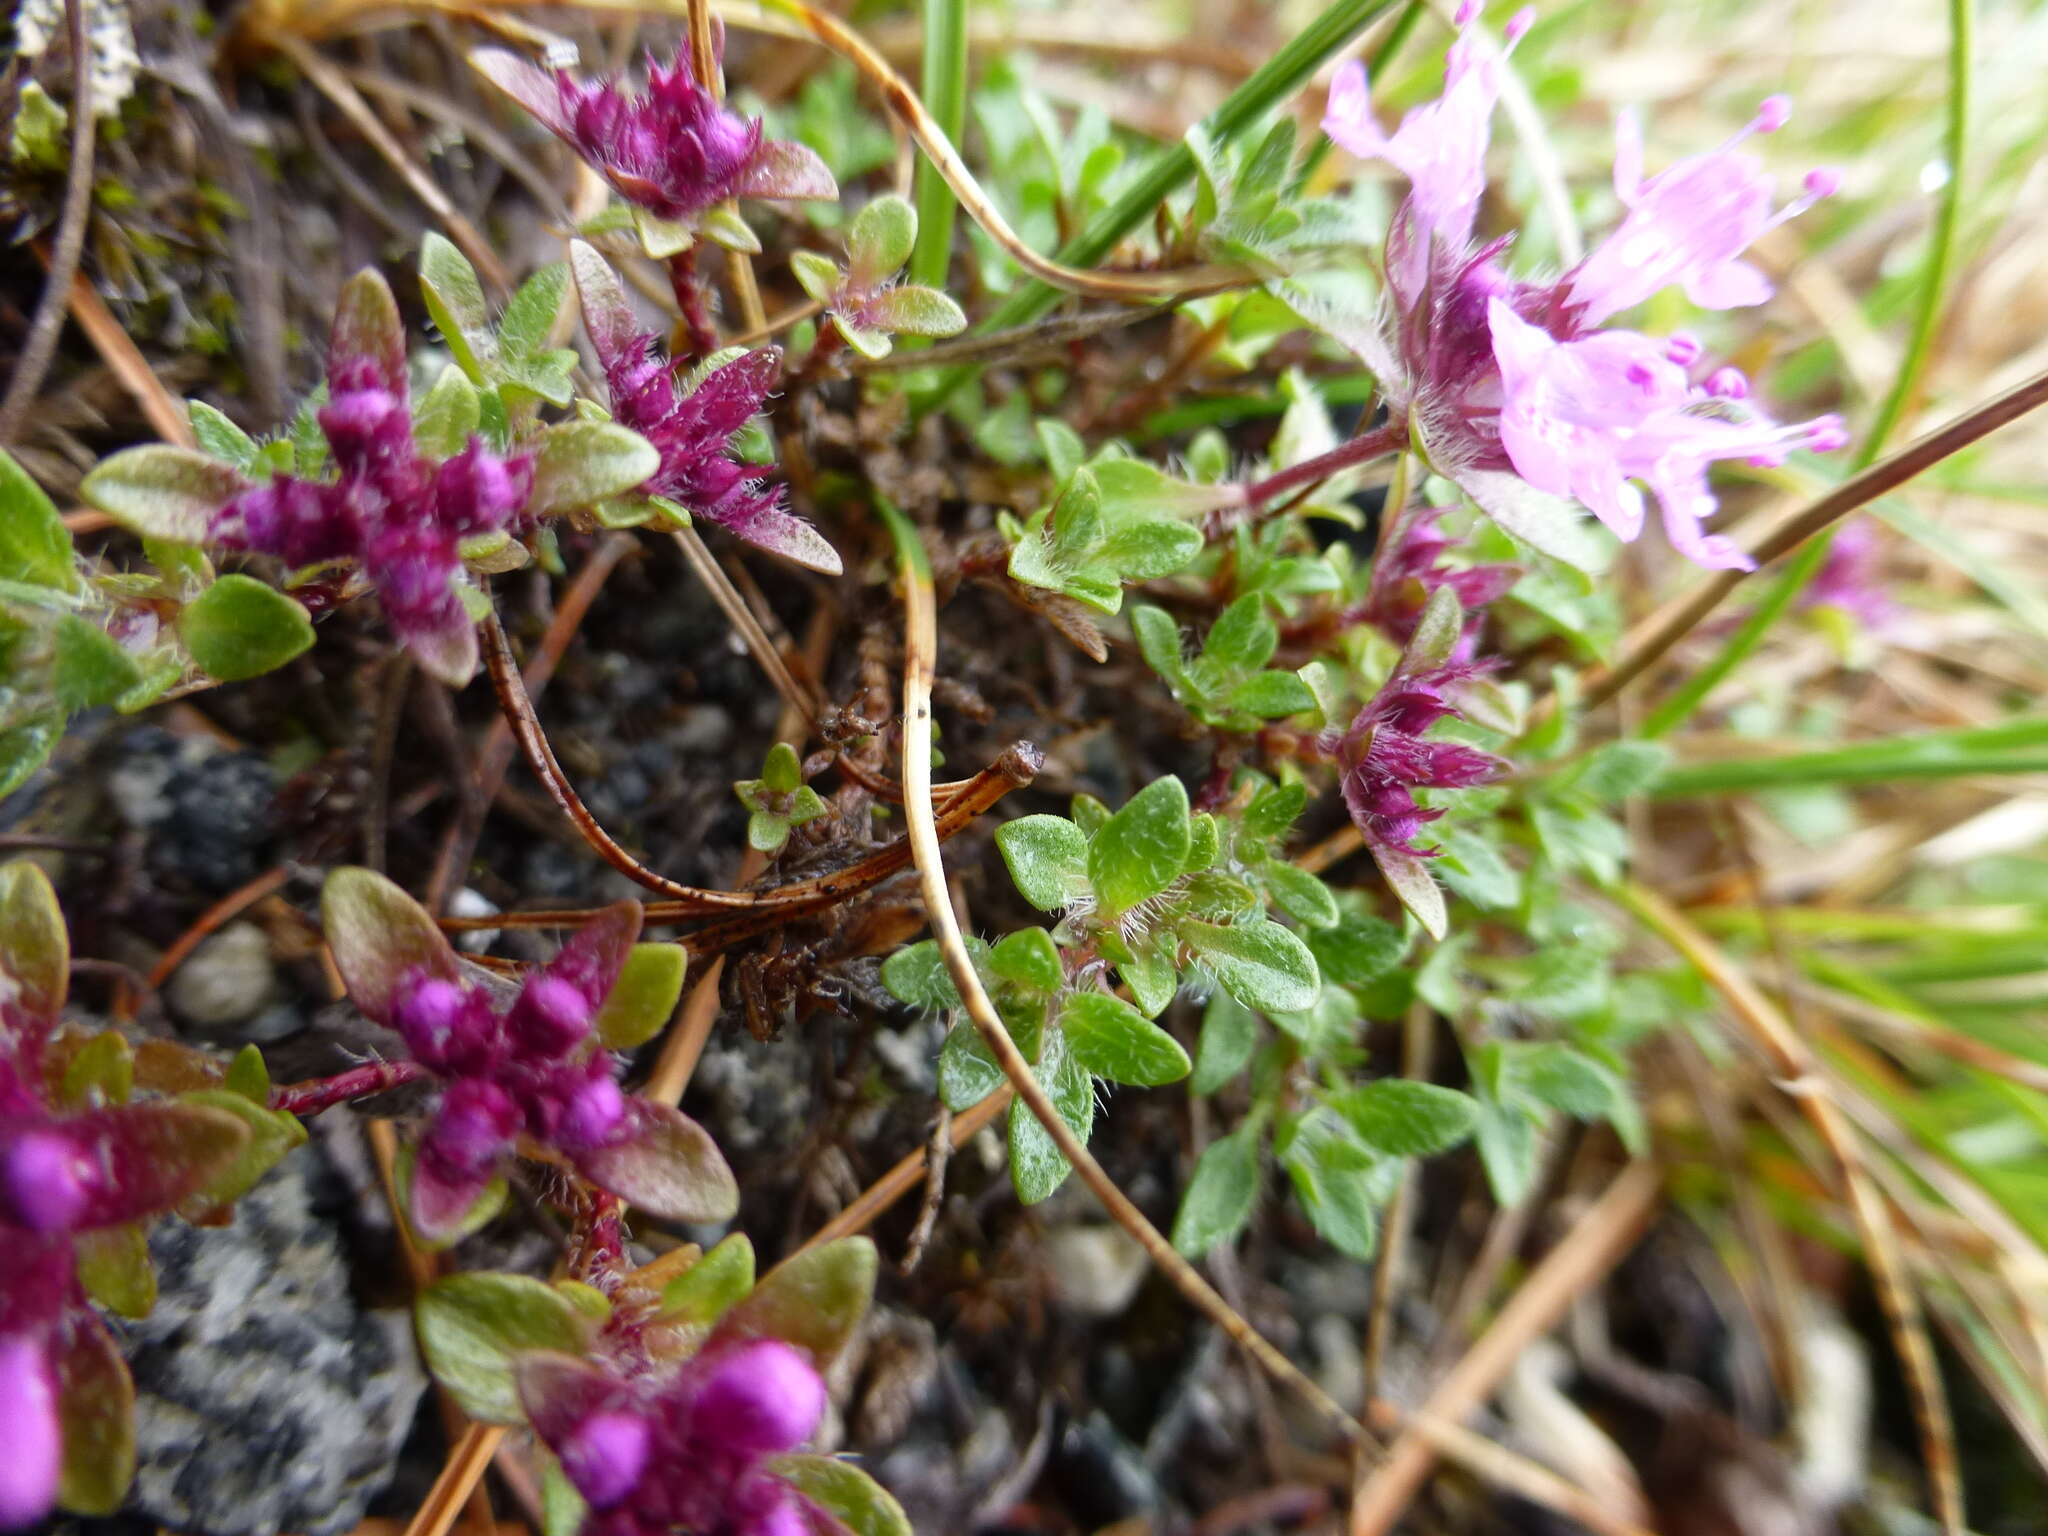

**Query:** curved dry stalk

left=1617, top=882, right=1965, bottom=1536
left=1581, top=361, right=2048, bottom=711
left=878, top=499, right=1368, bottom=1447
left=0, top=0, right=95, bottom=445
left=670, top=526, right=823, bottom=723
left=274, top=34, right=512, bottom=295
left=1348, top=1161, right=1662, bottom=1536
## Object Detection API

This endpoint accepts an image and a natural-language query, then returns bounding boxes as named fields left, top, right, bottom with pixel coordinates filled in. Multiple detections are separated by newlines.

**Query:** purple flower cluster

left=526, top=1338, right=827, bottom=1536
left=1338, top=662, right=1505, bottom=858
left=473, top=47, right=836, bottom=229
left=594, top=322, right=841, bottom=574
left=387, top=913, right=639, bottom=1241
left=1357, top=503, right=1518, bottom=657
left=211, top=282, right=532, bottom=685
left=1322, top=3, right=1846, bottom=570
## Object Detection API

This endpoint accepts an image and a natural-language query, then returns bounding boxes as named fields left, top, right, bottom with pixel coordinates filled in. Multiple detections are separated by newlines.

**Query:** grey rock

left=110, top=728, right=275, bottom=891
left=116, top=1145, right=426, bottom=1536
left=1044, top=1224, right=1149, bottom=1318
left=165, top=922, right=278, bottom=1032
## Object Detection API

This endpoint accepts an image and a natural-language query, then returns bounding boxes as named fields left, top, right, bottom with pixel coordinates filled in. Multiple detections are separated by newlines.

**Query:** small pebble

left=166, top=922, right=279, bottom=1032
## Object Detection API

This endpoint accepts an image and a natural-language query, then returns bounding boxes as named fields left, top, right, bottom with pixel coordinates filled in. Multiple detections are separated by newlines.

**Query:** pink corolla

left=1566, top=99, right=1839, bottom=327
left=571, top=241, right=841, bottom=573
left=210, top=271, right=533, bottom=685
left=1318, top=10, right=1845, bottom=571
left=473, top=47, right=836, bottom=230
left=1488, top=300, right=1847, bottom=570
left=1356, top=502, right=1518, bottom=655
left=521, top=1339, right=828, bottom=1536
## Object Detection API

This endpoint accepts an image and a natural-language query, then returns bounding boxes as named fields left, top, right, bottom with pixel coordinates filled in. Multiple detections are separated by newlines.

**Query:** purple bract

left=1338, top=662, right=1506, bottom=858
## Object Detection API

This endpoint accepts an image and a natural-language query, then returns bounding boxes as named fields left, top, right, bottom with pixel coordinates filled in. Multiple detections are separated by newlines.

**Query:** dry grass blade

left=1619, top=883, right=1967, bottom=1536
left=1348, top=1161, right=1663, bottom=1536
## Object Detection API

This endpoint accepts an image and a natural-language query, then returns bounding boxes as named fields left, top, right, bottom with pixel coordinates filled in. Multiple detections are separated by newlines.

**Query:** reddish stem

left=667, top=248, right=720, bottom=360
left=1236, top=422, right=1408, bottom=512
left=271, top=1059, right=430, bottom=1117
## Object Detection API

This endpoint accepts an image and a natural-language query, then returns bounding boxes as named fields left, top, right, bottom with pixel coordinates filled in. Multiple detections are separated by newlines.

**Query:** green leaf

left=1089, top=775, right=1191, bottom=916
left=0, top=859, right=69, bottom=1018
left=989, top=927, right=1063, bottom=994
left=1457, top=468, right=1609, bottom=574
left=771, top=1455, right=912, bottom=1536
left=539, top=1456, right=588, bottom=1536
left=500, top=261, right=570, bottom=359
left=790, top=249, right=842, bottom=306
left=593, top=943, right=687, bottom=1049
left=528, top=422, right=660, bottom=517
left=996, top=815, right=1090, bottom=912
left=1204, top=593, right=1276, bottom=671
left=54, top=1313, right=135, bottom=1516
left=52, top=615, right=143, bottom=711
left=1008, top=1035, right=1093, bottom=1204
left=719, top=1237, right=877, bottom=1366
left=863, top=285, right=967, bottom=338
left=225, top=1043, right=270, bottom=1104
left=1433, top=825, right=1518, bottom=912
left=1097, top=517, right=1203, bottom=580
left=938, top=1021, right=1005, bottom=1111
left=1131, top=604, right=1187, bottom=687
left=1328, top=1079, right=1478, bottom=1158
left=1372, top=844, right=1447, bottom=941
left=881, top=938, right=966, bottom=1010
left=1243, top=782, right=1308, bottom=842
left=1115, top=935, right=1180, bottom=1018
left=1279, top=1111, right=1380, bottom=1261
left=179, top=575, right=316, bottom=681
left=1170, top=1124, right=1260, bottom=1256
left=846, top=194, right=917, bottom=286
left=762, top=741, right=803, bottom=793
left=1508, top=1042, right=1627, bottom=1121
left=413, top=365, right=482, bottom=460
left=60, top=1031, right=133, bottom=1109
left=1473, top=1092, right=1541, bottom=1206
left=0, top=447, right=78, bottom=591
left=1260, top=861, right=1338, bottom=929
left=177, top=1087, right=308, bottom=1211
left=1572, top=741, right=1672, bottom=803
left=75, top=1223, right=155, bottom=1318
left=1401, top=585, right=1465, bottom=673
left=1059, top=992, right=1190, bottom=1087
left=1227, top=670, right=1317, bottom=718
left=1184, top=918, right=1319, bottom=1013
left=1191, top=991, right=1257, bottom=1095
left=417, top=1273, right=588, bottom=1423
left=331, top=267, right=407, bottom=388
left=0, top=712, right=63, bottom=800
left=81, top=446, right=245, bottom=543
left=419, top=232, right=498, bottom=382
left=659, top=1232, right=755, bottom=1325
left=320, top=866, right=461, bottom=1023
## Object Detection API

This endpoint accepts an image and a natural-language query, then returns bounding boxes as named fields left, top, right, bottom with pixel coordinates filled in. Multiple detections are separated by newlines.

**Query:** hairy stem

left=1237, top=422, right=1407, bottom=512
left=272, top=1059, right=430, bottom=1117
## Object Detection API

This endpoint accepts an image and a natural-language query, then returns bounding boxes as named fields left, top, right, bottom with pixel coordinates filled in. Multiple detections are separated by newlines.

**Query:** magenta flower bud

left=434, top=442, right=532, bottom=536
left=510, top=975, right=593, bottom=1060
left=692, top=1341, right=827, bottom=1457
left=1663, top=331, right=1702, bottom=367
left=392, top=974, right=478, bottom=1070
left=1502, top=6, right=1535, bottom=43
left=1753, top=94, right=1792, bottom=132
left=0, top=1338, right=58, bottom=1531
left=558, top=1408, right=651, bottom=1510
left=1452, top=0, right=1478, bottom=24
left=556, top=1074, right=626, bottom=1152
left=744, top=1488, right=812, bottom=1536
left=424, top=1078, right=521, bottom=1178
left=1, top=1127, right=92, bottom=1236
left=1807, top=416, right=1851, bottom=453
left=320, top=388, right=409, bottom=463
left=1804, top=167, right=1841, bottom=199
left=1705, top=366, right=1750, bottom=400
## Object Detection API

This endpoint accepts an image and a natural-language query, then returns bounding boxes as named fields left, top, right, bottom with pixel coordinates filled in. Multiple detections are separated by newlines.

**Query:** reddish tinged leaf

left=402, top=1140, right=508, bottom=1251
left=571, top=1101, right=737, bottom=1224
left=536, top=900, right=642, bottom=1014
left=1373, top=843, right=1448, bottom=940
left=73, top=1224, right=154, bottom=1319
left=397, top=608, right=482, bottom=691
left=329, top=268, right=408, bottom=396
left=469, top=49, right=574, bottom=136
left=569, top=241, right=644, bottom=374
left=321, top=867, right=463, bottom=1024
left=733, top=140, right=839, bottom=202
left=174, top=1089, right=308, bottom=1216
left=416, top=1272, right=589, bottom=1424
left=0, top=1237, right=72, bottom=1338
left=78, top=447, right=245, bottom=546
left=64, top=1099, right=251, bottom=1230
left=515, top=1349, right=621, bottom=1445
left=861, top=286, right=967, bottom=339
left=53, top=1310, right=134, bottom=1517
left=0, top=859, right=67, bottom=1023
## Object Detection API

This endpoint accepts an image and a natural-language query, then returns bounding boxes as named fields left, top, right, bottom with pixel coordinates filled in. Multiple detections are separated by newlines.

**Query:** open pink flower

left=1488, top=299, right=1846, bottom=570
left=473, top=47, right=836, bottom=228
left=1566, top=99, right=1839, bottom=327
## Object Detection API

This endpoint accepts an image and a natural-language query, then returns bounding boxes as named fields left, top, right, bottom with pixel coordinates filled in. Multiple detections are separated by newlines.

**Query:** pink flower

left=1487, top=299, right=1845, bottom=570
left=1322, top=4, right=1533, bottom=262
left=1339, top=663, right=1505, bottom=858
left=472, top=48, right=836, bottom=228
left=1566, top=99, right=1838, bottom=327
left=1356, top=503, right=1518, bottom=655
left=0, top=1337, right=58, bottom=1532
left=1802, top=518, right=1895, bottom=629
